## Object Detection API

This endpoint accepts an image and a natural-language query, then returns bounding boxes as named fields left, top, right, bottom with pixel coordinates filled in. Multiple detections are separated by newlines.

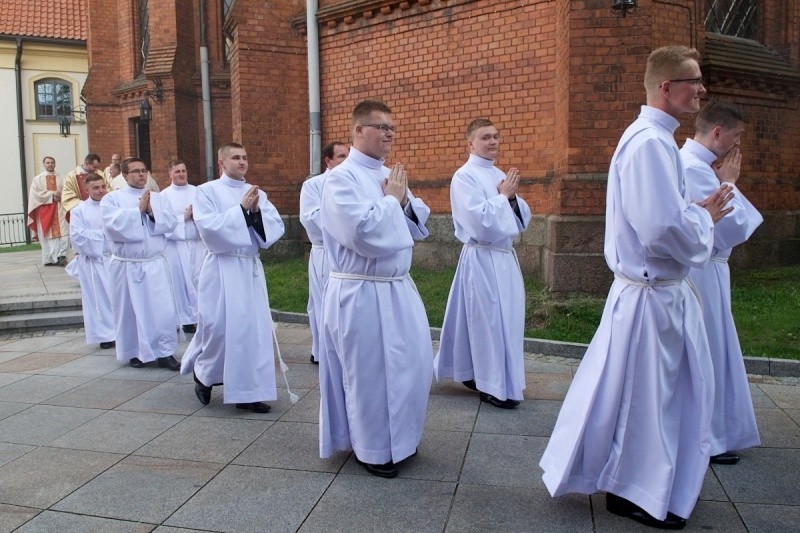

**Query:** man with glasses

left=683, top=100, right=763, bottom=467
left=541, top=46, right=734, bottom=529
left=434, top=118, right=530, bottom=409
left=318, top=100, right=433, bottom=478
left=101, top=158, right=181, bottom=370
left=110, top=157, right=160, bottom=192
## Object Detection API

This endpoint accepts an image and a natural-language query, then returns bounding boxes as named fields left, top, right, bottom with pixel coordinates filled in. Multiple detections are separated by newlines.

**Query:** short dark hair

left=322, top=142, right=346, bottom=166
left=352, top=99, right=391, bottom=125
left=84, top=153, right=101, bottom=165
left=168, top=159, right=185, bottom=171
left=84, top=173, right=105, bottom=185
left=121, top=157, right=145, bottom=174
left=695, top=99, right=747, bottom=134
left=43, top=156, right=55, bottom=164
left=466, top=118, right=494, bottom=139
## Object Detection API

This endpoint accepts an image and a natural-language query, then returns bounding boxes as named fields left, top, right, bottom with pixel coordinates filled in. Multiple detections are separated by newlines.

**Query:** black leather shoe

left=310, top=355, right=319, bottom=365
left=479, top=392, right=520, bottom=409
left=462, top=379, right=477, bottom=391
left=236, top=402, right=271, bottom=413
left=355, top=456, right=398, bottom=478
left=710, top=452, right=740, bottom=465
left=182, top=324, right=196, bottom=334
left=129, top=357, right=144, bottom=368
left=194, top=373, right=212, bottom=405
left=100, top=341, right=115, bottom=349
left=606, top=493, right=686, bottom=530
left=157, top=356, right=181, bottom=371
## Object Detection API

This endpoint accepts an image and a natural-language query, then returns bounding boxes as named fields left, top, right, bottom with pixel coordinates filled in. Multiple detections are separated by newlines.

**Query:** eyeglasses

left=362, top=123, right=396, bottom=133
left=127, top=169, right=148, bottom=174
left=659, top=77, right=704, bottom=88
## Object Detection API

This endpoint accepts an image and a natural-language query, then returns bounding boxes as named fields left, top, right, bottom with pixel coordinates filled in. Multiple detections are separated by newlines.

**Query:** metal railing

left=0, top=213, right=30, bottom=246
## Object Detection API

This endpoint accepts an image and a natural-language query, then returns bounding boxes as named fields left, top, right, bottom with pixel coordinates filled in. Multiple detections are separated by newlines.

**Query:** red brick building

left=84, top=0, right=800, bottom=293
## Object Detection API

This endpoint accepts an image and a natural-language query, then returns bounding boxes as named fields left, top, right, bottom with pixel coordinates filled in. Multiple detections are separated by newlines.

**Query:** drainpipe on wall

left=15, top=37, right=31, bottom=243
left=199, top=0, right=215, bottom=181
left=307, top=0, right=321, bottom=177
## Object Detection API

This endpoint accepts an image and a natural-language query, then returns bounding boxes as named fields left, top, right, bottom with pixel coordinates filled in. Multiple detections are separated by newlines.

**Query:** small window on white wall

left=34, top=78, right=73, bottom=120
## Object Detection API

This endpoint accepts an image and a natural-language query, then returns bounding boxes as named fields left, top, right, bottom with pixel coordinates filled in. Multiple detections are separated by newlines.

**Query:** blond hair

left=644, top=46, right=700, bottom=93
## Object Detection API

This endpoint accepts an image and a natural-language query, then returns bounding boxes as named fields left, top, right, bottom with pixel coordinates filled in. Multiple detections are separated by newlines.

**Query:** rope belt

left=311, top=244, right=324, bottom=251
left=464, top=242, right=523, bottom=278
left=614, top=274, right=701, bottom=307
left=710, top=256, right=729, bottom=264
left=329, top=271, right=409, bottom=283
left=209, top=250, right=297, bottom=403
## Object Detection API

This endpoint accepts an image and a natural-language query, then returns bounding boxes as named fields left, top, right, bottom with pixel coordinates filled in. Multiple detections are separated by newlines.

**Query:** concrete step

left=0, top=309, right=85, bottom=333
left=0, top=295, right=82, bottom=316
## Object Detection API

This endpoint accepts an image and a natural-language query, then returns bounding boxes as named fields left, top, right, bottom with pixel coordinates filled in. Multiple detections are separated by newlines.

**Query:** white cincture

left=614, top=274, right=702, bottom=309
left=710, top=256, right=729, bottom=264
left=465, top=242, right=523, bottom=278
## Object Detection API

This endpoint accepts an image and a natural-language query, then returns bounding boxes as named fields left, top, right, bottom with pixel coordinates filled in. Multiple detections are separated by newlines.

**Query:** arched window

left=34, top=78, right=72, bottom=120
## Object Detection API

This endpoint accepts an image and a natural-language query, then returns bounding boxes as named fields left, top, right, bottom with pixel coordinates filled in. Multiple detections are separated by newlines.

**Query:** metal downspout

left=307, top=0, right=321, bottom=176
left=199, top=0, right=215, bottom=181
left=15, top=38, right=31, bottom=243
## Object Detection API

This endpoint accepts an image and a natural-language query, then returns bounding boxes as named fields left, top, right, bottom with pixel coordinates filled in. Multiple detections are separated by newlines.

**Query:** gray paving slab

left=44, top=378, right=160, bottom=410
left=115, top=382, right=205, bottom=415
left=712, top=447, right=800, bottom=505
left=524, top=355, right=578, bottom=374
left=135, top=416, right=269, bottom=464
left=446, top=485, right=592, bottom=533
left=0, top=352, right=82, bottom=373
left=15, top=511, right=156, bottom=533
left=0, top=442, right=34, bottom=468
left=0, top=374, right=90, bottom=404
left=736, top=503, right=800, bottom=533
left=41, top=354, right=128, bottom=378
left=279, top=389, right=319, bottom=423
left=0, top=404, right=104, bottom=445
left=0, top=372, right=29, bottom=389
left=282, top=362, right=320, bottom=389
left=0, top=351, right=27, bottom=364
left=474, top=398, right=561, bottom=437
left=105, top=365, right=184, bottom=382
left=786, top=408, right=800, bottom=426
left=523, top=371, right=573, bottom=401
left=396, top=429, right=470, bottom=482
left=192, top=388, right=310, bottom=421
left=0, top=400, right=29, bottom=421
left=47, top=410, right=185, bottom=454
left=0, top=335, right=75, bottom=353
left=300, top=474, right=455, bottom=533
left=754, top=408, right=800, bottom=447
left=234, top=421, right=348, bottom=473
left=0, top=503, right=40, bottom=533
left=52, top=455, right=222, bottom=524
left=460, top=433, right=549, bottom=489
left=0, top=446, right=122, bottom=508
left=34, top=336, right=105, bottom=355
left=424, top=393, right=480, bottom=432
left=697, top=464, right=728, bottom=502
left=165, top=465, right=333, bottom=533
left=758, top=383, right=800, bottom=409
left=274, top=324, right=313, bottom=344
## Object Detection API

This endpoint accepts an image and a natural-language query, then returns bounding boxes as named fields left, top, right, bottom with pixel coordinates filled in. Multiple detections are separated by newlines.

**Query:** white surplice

left=162, top=183, right=206, bottom=325
left=101, top=186, right=179, bottom=363
left=27, top=171, right=69, bottom=264
left=318, top=147, right=433, bottom=465
left=434, top=154, right=531, bottom=401
left=299, top=170, right=329, bottom=363
left=540, top=106, right=716, bottom=521
left=69, top=198, right=115, bottom=344
left=682, top=138, right=763, bottom=455
left=179, top=175, right=285, bottom=404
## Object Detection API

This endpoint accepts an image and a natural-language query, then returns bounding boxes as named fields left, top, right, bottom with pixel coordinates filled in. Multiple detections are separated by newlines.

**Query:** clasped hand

left=383, top=163, right=408, bottom=207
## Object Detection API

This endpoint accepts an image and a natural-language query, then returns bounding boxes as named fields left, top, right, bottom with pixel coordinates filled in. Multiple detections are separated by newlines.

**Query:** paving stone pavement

left=0, top=250, right=798, bottom=532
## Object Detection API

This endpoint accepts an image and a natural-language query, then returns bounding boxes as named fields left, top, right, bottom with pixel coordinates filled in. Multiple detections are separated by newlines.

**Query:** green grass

left=262, top=257, right=799, bottom=360
left=0, top=243, right=40, bottom=253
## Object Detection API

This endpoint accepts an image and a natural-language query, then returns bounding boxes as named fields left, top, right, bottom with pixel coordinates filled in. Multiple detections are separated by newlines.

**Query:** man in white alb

left=69, top=173, right=115, bottom=349
left=434, top=118, right=531, bottom=409
left=683, top=99, right=763, bottom=466
left=539, top=46, right=735, bottom=530
left=101, top=158, right=181, bottom=370
left=318, top=99, right=433, bottom=478
left=180, top=143, right=285, bottom=414
left=299, top=141, right=348, bottom=364
left=162, top=159, right=206, bottom=334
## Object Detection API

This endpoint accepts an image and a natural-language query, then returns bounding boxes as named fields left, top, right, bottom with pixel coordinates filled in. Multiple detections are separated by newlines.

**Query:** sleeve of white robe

left=146, top=193, right=179, bottom=236
left=70, top=208, right=104, bottom=259
left=254, top=190, right=285, bottom=249
left=451, top=169, right=531, bottom=242
left=620, top=136, right=714, bottom=268
left=101, top=194, right=146, bottom=243
left=683, top=162, right=763, bottom=251
left=322, top=172, right=416, bottom=258
left=404, top=189, right=430, bottom=240
left=299, top=178, right=323, bottom=243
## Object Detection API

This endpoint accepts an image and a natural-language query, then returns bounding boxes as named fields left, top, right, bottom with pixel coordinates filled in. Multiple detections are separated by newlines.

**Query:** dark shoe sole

left=194, top=381, right=212, bottom=405
left=479, top=392, right=520, bottom=409
left=710, top=452, right=740, bottom=465
left=157, top=357, right=181, bottom=371
left=462, top=379, right=477, bottom=391
left=129, top=358, right=144, bottom=368
left=236, top=402, right=271, bottom=413
left=355, top=457, right=398, bottom=478
left=606, top=493, right=686, bottom=530
left=310, top=355, right=319, bottom=365
left=100, top=342, right=115, bottom=349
